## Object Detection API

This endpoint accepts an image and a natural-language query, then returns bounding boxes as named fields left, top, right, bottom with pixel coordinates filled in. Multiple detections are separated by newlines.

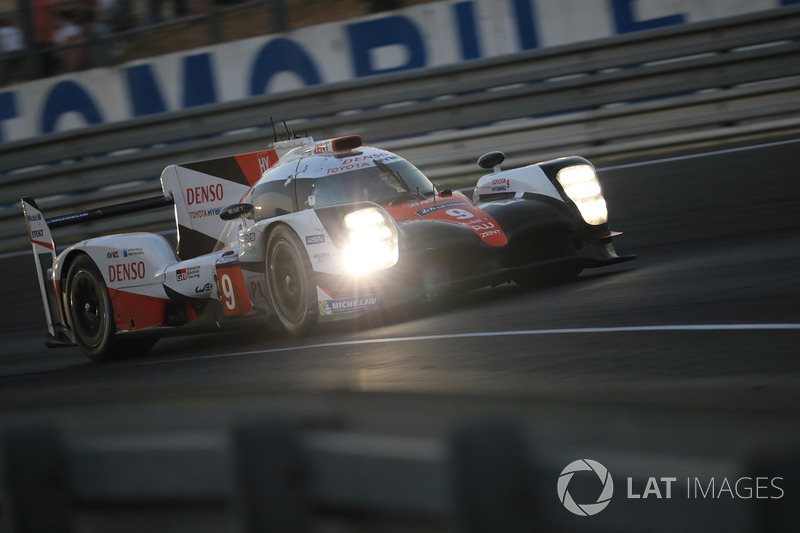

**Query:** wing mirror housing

left=477, top=151, right=505, bottom=172
left=219, top=203, right=254, bottom=220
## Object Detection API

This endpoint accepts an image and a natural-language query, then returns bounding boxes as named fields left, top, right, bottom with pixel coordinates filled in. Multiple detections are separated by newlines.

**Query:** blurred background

left=0, top=0, right=424, bottom=82
left=1, top=1, right=799, bottom=531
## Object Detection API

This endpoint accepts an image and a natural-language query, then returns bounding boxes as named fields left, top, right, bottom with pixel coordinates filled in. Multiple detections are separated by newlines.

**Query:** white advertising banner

left=0, top=0, right=793, bottom=143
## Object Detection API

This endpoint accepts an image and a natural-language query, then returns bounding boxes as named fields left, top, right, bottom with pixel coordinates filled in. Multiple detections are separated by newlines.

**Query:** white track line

left=126, top=323, right=800, bottom=367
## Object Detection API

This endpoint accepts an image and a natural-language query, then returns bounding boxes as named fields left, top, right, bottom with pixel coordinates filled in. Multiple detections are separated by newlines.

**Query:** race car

left=22, top=134, right=634, bottom=361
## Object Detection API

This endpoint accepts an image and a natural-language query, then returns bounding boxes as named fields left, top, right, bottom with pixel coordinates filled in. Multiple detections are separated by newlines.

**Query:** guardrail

left=1, top=5, right=800, bottom=251
left=2, top=419, right=796, bottom=532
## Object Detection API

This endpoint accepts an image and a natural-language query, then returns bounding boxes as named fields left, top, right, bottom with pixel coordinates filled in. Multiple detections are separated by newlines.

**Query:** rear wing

left=20, top=195, right=174, bottom=344
left=20, top=144, right=282, bottom=342
left=160, top=148, right=279, bottom=260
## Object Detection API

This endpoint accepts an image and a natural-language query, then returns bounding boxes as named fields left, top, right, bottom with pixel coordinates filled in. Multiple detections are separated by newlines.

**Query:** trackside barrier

left=1, top=6, right=800, bottom=251
left=1, top=421, right=797, bottom=532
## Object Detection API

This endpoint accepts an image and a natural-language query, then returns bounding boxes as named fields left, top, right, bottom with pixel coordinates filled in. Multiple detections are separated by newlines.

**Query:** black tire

left=265, top=226, right=318, bottom=336
left=65, top=254, right=116, bottom=361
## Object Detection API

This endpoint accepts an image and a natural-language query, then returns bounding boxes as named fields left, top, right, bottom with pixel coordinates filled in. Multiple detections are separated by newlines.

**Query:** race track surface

left=1, top=139, right=799, bottom=419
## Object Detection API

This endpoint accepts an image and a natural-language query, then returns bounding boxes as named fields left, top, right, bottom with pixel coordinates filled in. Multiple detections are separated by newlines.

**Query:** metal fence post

left=232, top=420, right=311, bottom=533
left=269, top=0, right=288, bottom=33
left=449, top=420, right=541, bottom=532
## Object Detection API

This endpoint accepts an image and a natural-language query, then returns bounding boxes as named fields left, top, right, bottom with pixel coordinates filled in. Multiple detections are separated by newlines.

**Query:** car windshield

left=309, top=157, right=435, bottom=208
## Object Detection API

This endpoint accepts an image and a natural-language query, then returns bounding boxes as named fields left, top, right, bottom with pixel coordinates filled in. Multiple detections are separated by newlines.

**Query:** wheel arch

left=57, top=249, right=97, bottom=331
left=262, top=221, right=319, bottom=336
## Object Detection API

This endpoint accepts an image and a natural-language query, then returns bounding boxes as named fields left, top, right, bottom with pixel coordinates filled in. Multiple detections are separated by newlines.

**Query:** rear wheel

left=65, top=255, right=158, bottom=361
left=65, top=255, right=116, bottom=361
left=265, top=226, right=318, bottom=336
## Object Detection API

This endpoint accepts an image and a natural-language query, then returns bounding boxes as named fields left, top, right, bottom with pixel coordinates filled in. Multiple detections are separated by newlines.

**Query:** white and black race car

left=22, top=135, right=634, bottom=361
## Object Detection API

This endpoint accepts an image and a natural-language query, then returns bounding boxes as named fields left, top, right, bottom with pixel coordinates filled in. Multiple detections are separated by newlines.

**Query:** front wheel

left=65, top=255, right=116, bottom=361
left=265, top=226, right=318, bottom=336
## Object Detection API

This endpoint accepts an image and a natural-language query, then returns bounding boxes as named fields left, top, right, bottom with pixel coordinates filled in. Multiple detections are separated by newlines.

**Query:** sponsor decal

left=491, top=177, right=510, bottom=192
left=27, top=213, right=42, bottom=222
left=326, top=162, right=371, bottom=175
left=324, top=153, right=390, bottom=175
left=249, top=279, right=267, bottom=301
left=108, top=261, right=146, bottom=283
left=314, top=252, right=331, bottom=263
left=189, top=206, right=223, bottom=219
left=216, top=253, right=240, bottom=266
left=305, top=234, right=325, bottom=245
left=106, top=250, right=119, bottom=259
left=31, top=229, right=45, bottom=239
left=176, top=265, right=201, bottom=282
left=123, top=247, right=144, bottom=257
left=319, top=295, right=380, bottom=315
left=187, top=184, right=224, bottom=206
left=415, top=201, right=469, bottom=217
left=461, top=217, right=496, bottom=233
left=256, top=151, right=273, bottom=175
left=195, top=283, right=212, bottom=294
left=314, top=142, right=330, bottom=154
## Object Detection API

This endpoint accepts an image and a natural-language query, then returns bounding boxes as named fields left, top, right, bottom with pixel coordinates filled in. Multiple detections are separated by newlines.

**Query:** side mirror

left=219, top=203, right=254, bottom=220
left=477, top=151, right=505, bottom=172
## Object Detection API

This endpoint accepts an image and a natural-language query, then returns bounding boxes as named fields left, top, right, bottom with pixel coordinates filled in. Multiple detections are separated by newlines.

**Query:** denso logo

left=187, top=184, right=224, bottom=206
left=108, top=261, right=146, bottom=283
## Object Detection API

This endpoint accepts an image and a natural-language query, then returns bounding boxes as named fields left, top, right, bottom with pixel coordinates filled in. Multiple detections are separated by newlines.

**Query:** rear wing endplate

left=20, top=195, right=174, bottom=343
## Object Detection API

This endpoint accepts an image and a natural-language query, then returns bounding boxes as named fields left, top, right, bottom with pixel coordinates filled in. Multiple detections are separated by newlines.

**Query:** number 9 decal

left=446, top=208, right=474, bottom=220
left=215, top=262, right=254, bottom=317
left=220, top=273, right=236, bottom=310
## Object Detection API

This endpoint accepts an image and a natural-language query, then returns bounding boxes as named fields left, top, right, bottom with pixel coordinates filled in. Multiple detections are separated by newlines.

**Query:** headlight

left=342, top=207, right=399, bottom=274
left=556, top=165, right=608, bottom=225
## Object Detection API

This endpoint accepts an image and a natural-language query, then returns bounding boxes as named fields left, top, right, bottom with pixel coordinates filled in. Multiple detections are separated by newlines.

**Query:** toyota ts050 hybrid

left=22, top=135, right=634, bottom=361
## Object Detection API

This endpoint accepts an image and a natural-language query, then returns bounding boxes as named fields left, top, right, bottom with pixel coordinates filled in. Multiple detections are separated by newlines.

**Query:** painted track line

left=125, top=323, right=800, bottom=367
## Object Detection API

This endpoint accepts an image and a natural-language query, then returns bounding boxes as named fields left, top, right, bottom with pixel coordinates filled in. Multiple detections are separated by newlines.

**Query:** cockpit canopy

left=249, top=149, right=435, bottom=221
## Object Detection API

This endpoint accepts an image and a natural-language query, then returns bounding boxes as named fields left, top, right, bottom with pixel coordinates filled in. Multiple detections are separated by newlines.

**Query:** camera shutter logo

left=557, top=459, right=614, bottom=516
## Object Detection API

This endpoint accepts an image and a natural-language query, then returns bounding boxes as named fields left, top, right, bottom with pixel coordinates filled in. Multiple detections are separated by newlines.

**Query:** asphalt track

left=1, top=138, right=799, bottom=424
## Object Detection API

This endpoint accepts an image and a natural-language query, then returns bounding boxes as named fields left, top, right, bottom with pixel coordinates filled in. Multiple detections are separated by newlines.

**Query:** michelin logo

left=319, top=295, right=380, bottom=316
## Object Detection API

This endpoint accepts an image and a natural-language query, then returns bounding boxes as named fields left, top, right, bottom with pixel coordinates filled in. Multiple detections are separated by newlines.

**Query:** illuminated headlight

left=556, top=165, right=608, bottom=225
left=342, top=207, right=399, bottom=274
